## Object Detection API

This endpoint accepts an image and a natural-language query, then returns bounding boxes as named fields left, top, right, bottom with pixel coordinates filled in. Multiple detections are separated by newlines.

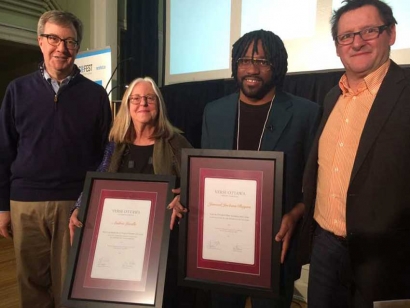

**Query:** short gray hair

left=37, top=10, right=83, bottom=45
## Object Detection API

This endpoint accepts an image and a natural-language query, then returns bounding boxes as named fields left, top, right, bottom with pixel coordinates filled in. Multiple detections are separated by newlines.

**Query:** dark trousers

left=210, top=265, right=294, bottom=308
left=308, top=224, right=370, bottom=308
left=163, top=225, right=200, bottom=308
left=210, top=292, right=293, bottom=308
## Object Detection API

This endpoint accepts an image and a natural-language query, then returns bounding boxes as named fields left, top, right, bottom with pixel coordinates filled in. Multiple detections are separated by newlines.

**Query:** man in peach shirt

left=299, top=0, right=410, bottom=307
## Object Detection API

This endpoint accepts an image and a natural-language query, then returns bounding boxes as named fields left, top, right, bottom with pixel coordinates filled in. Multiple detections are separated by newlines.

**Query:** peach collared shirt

left=314, top=60, right=390, bottom=236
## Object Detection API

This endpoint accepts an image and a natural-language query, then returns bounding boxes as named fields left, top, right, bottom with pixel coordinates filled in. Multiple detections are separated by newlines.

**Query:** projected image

left=170, top=0, right=231, bottom=75
left=332, top=0, right=410, bottom=50
left=241, top=0, right=317, bottom=40
left=166, top=0, right=410, bottom=84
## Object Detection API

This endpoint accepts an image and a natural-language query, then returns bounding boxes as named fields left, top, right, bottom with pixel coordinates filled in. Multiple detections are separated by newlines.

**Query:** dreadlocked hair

left=232, top=29, right=288, bottom=89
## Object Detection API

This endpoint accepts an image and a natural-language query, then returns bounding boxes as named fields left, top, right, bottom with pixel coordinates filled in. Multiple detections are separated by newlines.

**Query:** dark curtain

left=161, top=70, right=345, bottom=148
left=121, top=0, right=159, bottom=85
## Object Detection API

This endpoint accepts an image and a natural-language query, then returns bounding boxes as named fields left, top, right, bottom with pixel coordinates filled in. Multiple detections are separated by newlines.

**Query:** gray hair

left=109, top=77, right=181, bottom=143
left=37, top=10, right=83, bottom=45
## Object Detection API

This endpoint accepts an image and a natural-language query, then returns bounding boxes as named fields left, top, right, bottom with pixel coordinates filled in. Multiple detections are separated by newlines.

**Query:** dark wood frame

left=62, top=172, right=175, bottom=307
left=178, top=149, right=284, bottom=298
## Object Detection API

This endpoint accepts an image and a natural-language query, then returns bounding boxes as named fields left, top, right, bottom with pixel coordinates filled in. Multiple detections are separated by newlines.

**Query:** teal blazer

left=202, top=90, right=320, bottom=279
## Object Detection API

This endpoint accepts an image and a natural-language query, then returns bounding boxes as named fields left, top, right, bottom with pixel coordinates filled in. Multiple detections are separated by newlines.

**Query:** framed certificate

left=62, top=172, right=175, bottom=307
left=178, top=149, right=283, bottom=298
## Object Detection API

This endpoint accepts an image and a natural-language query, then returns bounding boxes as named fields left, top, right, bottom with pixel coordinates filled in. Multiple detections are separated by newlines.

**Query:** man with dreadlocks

left=201, top=29, right=320, bottom=307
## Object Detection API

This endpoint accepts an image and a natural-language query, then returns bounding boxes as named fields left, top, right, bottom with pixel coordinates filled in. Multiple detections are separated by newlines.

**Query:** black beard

left=238, top=77, right=275, bottom=100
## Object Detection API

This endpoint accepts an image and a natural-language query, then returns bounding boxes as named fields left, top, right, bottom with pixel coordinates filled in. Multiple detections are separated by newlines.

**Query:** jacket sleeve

left=73, top=142, right=115, bottom=210
left=169, top=133, right=193, bottom=178
left=304, top=103, right=322, bottom=163
left=0, top=83, right=18, bottom=211
left=201, top=106, right=210, bottom=148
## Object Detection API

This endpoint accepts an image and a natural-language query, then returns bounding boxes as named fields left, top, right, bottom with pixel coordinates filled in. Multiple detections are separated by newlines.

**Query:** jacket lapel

left=108, top=143, right=127, bottom=172
left=350, top=62, right=406, bottom=182
left=259, top=91, right=292, bottom=151
left=218, top=95, right=238, bottom=150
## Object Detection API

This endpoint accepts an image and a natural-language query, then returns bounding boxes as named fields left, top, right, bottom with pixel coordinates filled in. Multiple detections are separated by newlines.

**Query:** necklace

left=236, top=95, right=275, bottom=151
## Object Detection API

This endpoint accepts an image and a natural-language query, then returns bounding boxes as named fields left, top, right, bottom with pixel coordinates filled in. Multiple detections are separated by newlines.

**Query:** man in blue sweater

left=0, top=10, right=112, bottom=308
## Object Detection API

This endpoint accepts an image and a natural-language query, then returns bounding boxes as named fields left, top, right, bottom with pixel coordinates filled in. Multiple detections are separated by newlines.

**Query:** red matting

left=70, top=179, right=168, bottom=304
left=186, top=157, right=275, bottom=289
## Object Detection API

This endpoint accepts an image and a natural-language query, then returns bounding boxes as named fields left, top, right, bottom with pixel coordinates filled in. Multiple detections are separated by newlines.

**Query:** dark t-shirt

left=234, top=100, right=272, bottom=150
left=118, top=144, right=154, bottom=174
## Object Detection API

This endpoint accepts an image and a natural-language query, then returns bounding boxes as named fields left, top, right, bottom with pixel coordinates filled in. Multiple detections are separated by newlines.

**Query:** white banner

left=75, top=47, right=112, bottom=99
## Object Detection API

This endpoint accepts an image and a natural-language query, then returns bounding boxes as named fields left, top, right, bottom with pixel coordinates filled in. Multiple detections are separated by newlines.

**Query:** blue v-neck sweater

left=0, top=69, right=112, bottom=211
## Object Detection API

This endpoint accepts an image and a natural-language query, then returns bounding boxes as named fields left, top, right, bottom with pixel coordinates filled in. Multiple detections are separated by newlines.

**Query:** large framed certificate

left=62, top=172, right=175, bottom=307
left=178, top=149, right=283, bottom=298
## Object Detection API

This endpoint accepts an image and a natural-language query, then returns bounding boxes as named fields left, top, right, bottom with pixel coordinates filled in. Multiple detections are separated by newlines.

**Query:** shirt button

left=353, top=96, right=357, bottom=100
left=334, top=167, right=339, bottom=172
left=339, top=142, right=344, bottom=147
left=345, top=119, right=349, bottom=123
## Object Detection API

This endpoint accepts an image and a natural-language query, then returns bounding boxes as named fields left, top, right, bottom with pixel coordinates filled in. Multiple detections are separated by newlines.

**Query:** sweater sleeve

left=0, top=83, right=18, bottom=211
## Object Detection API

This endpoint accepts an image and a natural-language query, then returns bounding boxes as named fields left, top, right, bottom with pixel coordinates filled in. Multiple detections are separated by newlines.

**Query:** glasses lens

left=47, top=35, right=60, bottom=46
left=255, top=59, right=270, bottom=67
left=238, top=58, right=248, bottom=66
left=66, top=40, right=78, bottom=49
left=361, top=27, right=379, bottom=40
left=129, top=96, right=141, bottom=104
left=146, top=95, right=156, bottom=102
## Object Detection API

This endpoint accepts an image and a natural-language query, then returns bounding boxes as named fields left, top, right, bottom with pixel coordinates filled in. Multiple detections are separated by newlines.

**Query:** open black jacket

left=299, top=61, right=410, bottom=303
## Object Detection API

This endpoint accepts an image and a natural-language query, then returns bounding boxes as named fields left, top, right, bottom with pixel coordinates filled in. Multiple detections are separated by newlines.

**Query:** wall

left=55, top=0, right=91, bottom=51
left=0, top=0, right=118, bottom=100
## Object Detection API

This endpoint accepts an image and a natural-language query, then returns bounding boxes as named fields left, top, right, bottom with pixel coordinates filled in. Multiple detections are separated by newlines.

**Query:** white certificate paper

left=202, top=177, right=257, bottom=265
left=91, top=198, right=151, bottom=281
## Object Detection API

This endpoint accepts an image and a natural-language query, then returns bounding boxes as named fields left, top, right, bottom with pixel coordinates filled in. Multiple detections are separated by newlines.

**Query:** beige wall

left=0, top=0, right=118, bottom=52
left=0, top=0, right=119, bottom=100
left=54, top=0, right=92, bottom=51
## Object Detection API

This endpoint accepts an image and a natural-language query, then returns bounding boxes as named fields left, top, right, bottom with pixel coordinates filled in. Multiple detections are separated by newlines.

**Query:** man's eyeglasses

left=40, top=34, right=79, bottom=50
left=237, top=58, right=272, bottom=70
left=336, top=24, right=390, bottom=45
left=129, top=95, right=157, bottom=105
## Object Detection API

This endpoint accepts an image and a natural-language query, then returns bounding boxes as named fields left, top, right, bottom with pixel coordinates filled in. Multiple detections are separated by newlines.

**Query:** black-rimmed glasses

left=336, top=24, right=390, bottom=45
left=40, top=34, right=79, bottom=50
left=129, top=95, right=157, bottom=105
left=237, top=58, right=272, bottom=70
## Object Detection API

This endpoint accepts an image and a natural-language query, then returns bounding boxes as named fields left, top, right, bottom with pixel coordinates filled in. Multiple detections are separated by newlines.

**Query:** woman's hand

left=69, top=208, right=83, bottom=245
left=167, top=188, right=188, bottom=230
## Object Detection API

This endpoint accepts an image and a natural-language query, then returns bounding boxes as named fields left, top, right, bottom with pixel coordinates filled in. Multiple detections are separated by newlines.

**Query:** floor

left=0, top=237, right=19, bottom=308
left=0, top=237, right=307, bottom=308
